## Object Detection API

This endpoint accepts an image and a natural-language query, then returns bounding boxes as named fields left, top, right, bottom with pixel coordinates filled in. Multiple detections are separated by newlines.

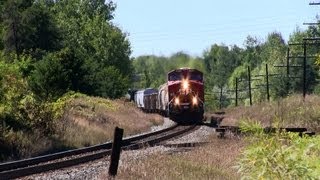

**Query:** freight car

left=134, top=88, right=158, bottom=112
left=131, top=68, right=204, bottom=123
left=157, top=83, right=169, bottom=116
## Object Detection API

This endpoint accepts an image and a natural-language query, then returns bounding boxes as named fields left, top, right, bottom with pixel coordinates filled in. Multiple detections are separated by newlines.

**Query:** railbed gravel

left=150, top=118, right=176, bottom=131
left=165, top=125, right=215, bottom=144
left=20, top=119, right=216, bottom=180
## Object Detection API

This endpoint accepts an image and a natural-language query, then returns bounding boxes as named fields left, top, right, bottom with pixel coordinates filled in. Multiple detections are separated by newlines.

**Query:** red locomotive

left=167, top=68, right=204, bottom=122
left=131, top=67, right=204, bottom=123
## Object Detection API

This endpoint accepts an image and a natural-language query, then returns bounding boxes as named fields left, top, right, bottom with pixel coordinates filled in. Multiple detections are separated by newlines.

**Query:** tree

left=251, top=32, right=287, bottom=100
left=132, top=55, right=165, bottom=89
left=242, top=36, right=263, bottom=68
left=203, top=44, right=239, bottom=108
left=20, top=2, right=61, bottom=58
left=1, top=0, right=28, bottom=58
left=204, top=44, right=237, bottom=88
left=94, top=66, right=130, bottom=98
left=52, top=0, right=132, bottom=98
left=1, top=0, right=60, bottom=59
left=288, top=28, right=319, bottom=95
left=29, top=48, right=85, bottom=100
left=81, top=15, right=132, bottom=75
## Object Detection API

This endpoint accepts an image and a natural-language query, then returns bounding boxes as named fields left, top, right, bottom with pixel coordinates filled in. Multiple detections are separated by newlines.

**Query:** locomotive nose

left=192, top=96, right=198, bottom=105
left=182, top=79, right=189, bottom=90
left=174, top=97, right=180, bottom=105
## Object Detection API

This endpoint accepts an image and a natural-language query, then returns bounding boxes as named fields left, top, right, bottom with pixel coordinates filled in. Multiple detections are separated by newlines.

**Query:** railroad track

left=212, top=125, right=316, bottom=138
left=0, top=123, right=198, bottom=179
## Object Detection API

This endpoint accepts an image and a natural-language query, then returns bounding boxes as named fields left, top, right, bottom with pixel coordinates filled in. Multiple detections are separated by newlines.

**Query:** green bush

left=50, top=91, right=85, bottom=120
left=93, top=66, right=130, bottom=99
left=29, top=48, right=84, bottom=100
left=237, top=120, right=320, bottom=179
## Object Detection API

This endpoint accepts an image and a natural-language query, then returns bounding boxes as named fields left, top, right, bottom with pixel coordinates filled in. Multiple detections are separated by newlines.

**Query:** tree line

left=133, top=28, right=320, bottom=110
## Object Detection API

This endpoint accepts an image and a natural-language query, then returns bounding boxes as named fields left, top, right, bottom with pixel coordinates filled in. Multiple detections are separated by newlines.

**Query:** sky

left=112, top=0, right=319, bottom=57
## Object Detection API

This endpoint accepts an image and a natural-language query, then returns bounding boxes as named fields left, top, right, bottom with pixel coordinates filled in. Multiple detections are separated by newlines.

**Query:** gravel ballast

left=21, top=118, right=216, bottom=180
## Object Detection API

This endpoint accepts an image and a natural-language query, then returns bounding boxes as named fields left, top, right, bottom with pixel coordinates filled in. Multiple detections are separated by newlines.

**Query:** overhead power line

left=130, top=18, right=297, bottom=39
left=131, top=24, right=295, bottom=43
left=303, top=22, right=320, bottom=25
left=129, top=14, right=301, bottom=36
left=309, top=2, right=320, bottom=5
left=304, top=37, right=320, bottom=41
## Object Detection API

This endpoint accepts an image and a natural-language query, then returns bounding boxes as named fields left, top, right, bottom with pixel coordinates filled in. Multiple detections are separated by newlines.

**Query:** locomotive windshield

left=189, top=72, right=203, bottom=82
left=168, top=72, right=182, bottom=81
left=168, top=70, right=203, bottom=82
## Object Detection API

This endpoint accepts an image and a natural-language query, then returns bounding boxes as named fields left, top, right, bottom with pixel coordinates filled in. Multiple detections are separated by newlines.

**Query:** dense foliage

left=237, top=120, right=320, bottom=179
left=133, top=28, right=320, bottom=110
left=0, top=0, right=131, bottom=100
left=0, top=0, right=131, bottom=161
left=132, top=52, right=204, bottom=88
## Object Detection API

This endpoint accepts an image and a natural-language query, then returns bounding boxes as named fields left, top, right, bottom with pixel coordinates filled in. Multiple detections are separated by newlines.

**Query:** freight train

left=129, top=68, right=204, bottom=123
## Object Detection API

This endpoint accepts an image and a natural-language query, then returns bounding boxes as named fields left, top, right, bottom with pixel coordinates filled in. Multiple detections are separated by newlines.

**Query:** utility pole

left=247, top=66, right=252, bottom=106
left=303, top=40, right=307, bottom=99
left=286, top=48, right=290, bottom=94
left=219, top=87, right=223, bottom=109
left=235, top=78, right=238, bottom=106
left=287, top=39, right=320, bottom=99
left=265, top=64, right=270, bottom=101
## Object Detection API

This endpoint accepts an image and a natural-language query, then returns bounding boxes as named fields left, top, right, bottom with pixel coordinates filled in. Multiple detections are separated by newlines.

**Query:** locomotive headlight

left=182, top=80, right=189, bottom=90
left=192, top=96, right=198, bottom=105
left=174, top=97, right=180, bottom=105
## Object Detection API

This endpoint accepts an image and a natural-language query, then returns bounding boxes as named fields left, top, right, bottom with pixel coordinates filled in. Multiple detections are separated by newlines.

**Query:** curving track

left=0, top=123, right=198, bottom=179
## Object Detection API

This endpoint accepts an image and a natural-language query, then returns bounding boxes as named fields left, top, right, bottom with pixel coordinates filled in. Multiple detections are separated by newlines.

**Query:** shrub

left=29, top=48, right=85, bottom=100
left=86, top=66, right=130, bottom=99
left=237, top=120, right=320, bottom=179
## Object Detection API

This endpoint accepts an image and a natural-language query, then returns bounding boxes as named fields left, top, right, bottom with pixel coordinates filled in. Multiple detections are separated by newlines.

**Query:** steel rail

left=123, top=125, right=197, bottom=150
left=0, top=124, right=179, bottom=172
left=0, top=124, right=198, bottom=179
left=215, top=125, right=315, bottom=137
left=0, top=150, right=112, bottom=180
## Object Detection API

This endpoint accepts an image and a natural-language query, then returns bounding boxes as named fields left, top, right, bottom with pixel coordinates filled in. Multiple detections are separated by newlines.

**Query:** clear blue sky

left=112, top=0, right=318, bottom=57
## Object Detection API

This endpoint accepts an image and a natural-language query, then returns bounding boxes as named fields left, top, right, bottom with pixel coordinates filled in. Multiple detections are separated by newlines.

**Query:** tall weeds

left=237, top=120, right=320, bottom=179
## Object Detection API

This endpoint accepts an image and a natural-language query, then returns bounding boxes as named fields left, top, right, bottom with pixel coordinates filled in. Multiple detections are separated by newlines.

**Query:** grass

left=0, top=94, right=163, bottom=162
left=55, top=96, right=164, bottom=148
left=223, top=95, right=320, bottom=178
left=223, top=94, right=320, bottom=132
left=97, top=94, right=320, bottom=179
left=237, top=121, right=320, bottom=179
left=110, top=135, right=244, bottom=180
left=0, top=128, right=54, bottom=161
